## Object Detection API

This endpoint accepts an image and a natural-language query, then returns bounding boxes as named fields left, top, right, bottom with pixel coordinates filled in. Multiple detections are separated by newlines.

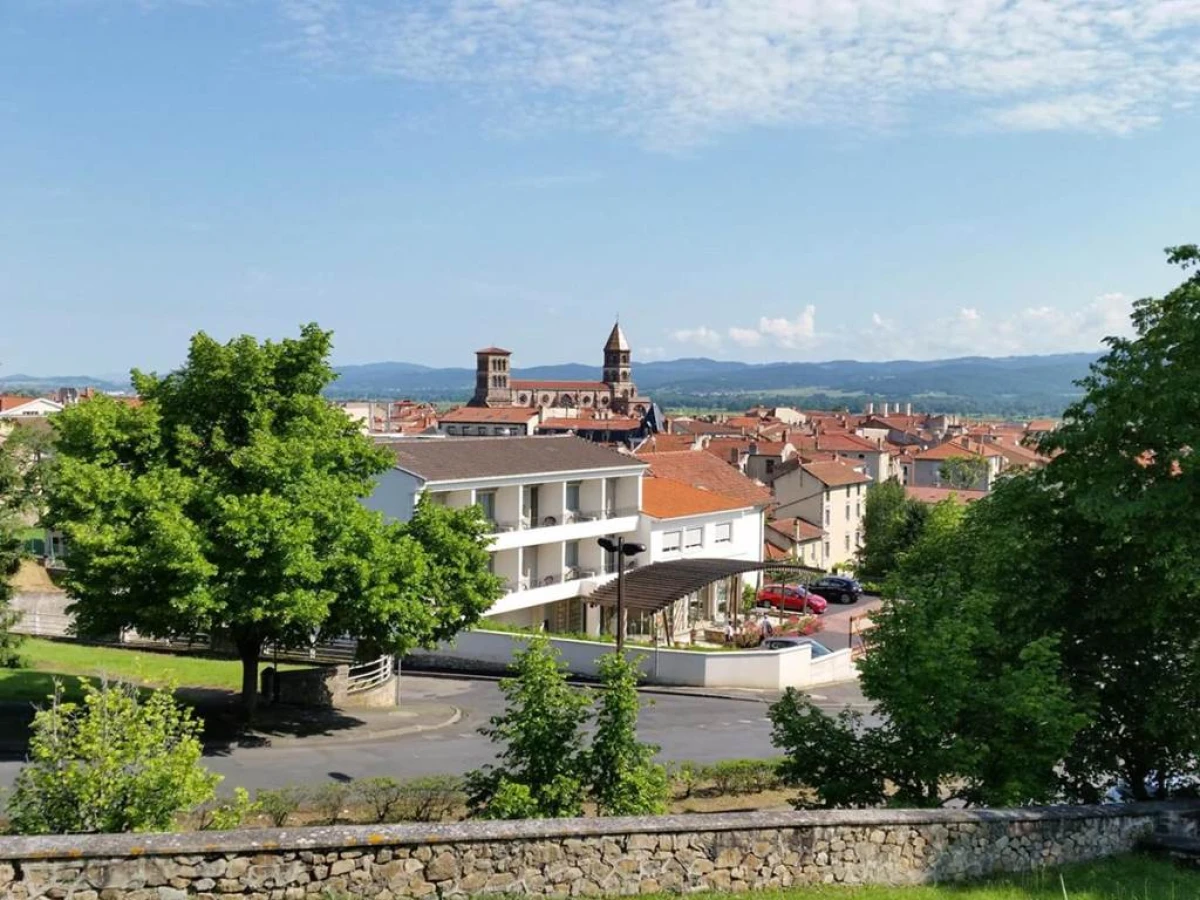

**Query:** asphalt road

left=0, top=674, right=874, bottom=792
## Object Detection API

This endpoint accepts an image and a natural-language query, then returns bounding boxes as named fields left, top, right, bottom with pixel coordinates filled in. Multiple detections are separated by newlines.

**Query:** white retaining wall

left=409, top=630, right=857, bottom=690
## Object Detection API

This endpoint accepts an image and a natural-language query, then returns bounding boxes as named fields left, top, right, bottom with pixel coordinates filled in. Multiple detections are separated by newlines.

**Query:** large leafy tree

left=46, top=325, right=501, bottom=717
left=772, top=499, right=1083, bottom=808
left=857, top=479, right=929, bottom=579
left=0, top=423, right=51, bottom=667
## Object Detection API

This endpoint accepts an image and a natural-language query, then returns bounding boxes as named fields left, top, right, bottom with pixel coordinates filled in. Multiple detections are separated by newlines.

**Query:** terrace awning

left=586, top=559, right=818, bottom=613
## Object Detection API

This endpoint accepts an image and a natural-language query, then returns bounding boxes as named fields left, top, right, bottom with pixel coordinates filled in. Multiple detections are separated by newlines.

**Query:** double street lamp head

left=597, top=537, right=646, bottom=556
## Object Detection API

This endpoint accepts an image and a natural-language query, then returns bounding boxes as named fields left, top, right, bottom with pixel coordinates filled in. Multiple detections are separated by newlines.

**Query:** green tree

left=772, top=497, right=1084, bottom=808
left=0, top=424, right=51, bottom=667
left=937, top=454, right=989, bottom=490
left=45, top=326, right=502, bottom=717
left=857, top=479, right=929, bottom=579
left=466, top=636, right=592, bottom=819
left=589, top=653, right=669, bottom=816
left=6, top=680, right=219, bottom=833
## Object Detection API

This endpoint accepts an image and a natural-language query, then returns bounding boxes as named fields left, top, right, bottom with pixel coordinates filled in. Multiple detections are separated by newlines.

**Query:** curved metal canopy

left=587, top=559, right=818, bottom=612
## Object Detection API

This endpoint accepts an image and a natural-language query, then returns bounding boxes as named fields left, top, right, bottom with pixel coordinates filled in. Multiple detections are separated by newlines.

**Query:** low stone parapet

left=1, top=803, right=1197, bottom=898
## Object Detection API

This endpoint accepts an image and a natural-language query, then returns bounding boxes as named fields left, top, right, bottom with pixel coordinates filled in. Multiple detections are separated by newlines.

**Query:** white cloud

left=670, top=326, right=723, bottom=350
left=271, top=0, right=1200, bottom=146
left=861, top=292, right=1135, bottom=359
left=756, top=306, right=817, bottom=349
left=638, top=345, right=667, bottom=361
left=727, top=326, right=763, bottom=348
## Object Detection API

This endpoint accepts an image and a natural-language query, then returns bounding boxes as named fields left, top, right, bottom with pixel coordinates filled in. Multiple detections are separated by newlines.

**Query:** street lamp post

left=597, top=536, right=646, bottom=652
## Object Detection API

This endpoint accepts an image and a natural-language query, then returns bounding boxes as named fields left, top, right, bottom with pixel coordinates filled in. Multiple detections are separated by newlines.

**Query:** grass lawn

left=645, top=856, right=1198, bottom=899
left=0, top=638, right=305, bottom=704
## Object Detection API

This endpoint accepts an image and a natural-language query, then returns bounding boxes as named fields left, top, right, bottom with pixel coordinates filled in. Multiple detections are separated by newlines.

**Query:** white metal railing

left=347, top=654, right=395, bottom=694
left=494, top=506, right=640, bottom=535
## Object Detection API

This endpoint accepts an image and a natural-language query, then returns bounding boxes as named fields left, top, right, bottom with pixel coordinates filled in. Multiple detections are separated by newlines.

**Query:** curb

left=212, top=705, right=465, bottom=750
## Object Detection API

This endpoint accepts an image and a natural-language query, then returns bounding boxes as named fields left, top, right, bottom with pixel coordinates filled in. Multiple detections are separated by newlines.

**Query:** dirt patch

left=8, top=560, right=64, bottom=593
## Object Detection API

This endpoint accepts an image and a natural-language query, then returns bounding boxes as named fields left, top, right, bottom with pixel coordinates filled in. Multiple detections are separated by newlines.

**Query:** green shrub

left=669, top=761, right=702, bottom=799
left=394, top=775, right=465, bottom=823
left=256, top=786, right=305, bottom=827
left=196, top=787, right=259, bottom=831
left=588, top=653, right=669, bottom=816
left=354, top=776, right=407, bottom=824
left=707, top=759, right=783, bottom=796
left=311, top=782, right=352, bottom=825
left=5, top=679, right=219, bottom=834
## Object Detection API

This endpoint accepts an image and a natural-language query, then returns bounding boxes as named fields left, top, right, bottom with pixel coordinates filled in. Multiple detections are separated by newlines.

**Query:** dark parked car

left=810, top=575, right=862, bottom=604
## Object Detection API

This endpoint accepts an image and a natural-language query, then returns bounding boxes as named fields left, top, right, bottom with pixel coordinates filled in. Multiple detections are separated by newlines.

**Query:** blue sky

left=2, top=0, right=1199, bottom=376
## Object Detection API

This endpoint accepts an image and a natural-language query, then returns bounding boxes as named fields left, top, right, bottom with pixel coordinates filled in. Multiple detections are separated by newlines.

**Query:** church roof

left=604, top=322, right=630, bottom=352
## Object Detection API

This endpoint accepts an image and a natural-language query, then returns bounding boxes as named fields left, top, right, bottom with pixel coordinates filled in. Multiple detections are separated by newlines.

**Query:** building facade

left=770, top=461, right=871, bottom=570
left=364, top=436, right=646, bottom=634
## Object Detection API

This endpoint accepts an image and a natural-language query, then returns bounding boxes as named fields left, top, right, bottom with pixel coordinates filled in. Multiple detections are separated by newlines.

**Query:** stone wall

left=262, top=665, right=397, bottom=710
left=2, top=803, right=1198, bottom=899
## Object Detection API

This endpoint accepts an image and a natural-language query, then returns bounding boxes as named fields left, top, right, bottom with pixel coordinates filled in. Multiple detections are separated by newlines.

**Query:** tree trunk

left=236, top=634, right=263, bottom=721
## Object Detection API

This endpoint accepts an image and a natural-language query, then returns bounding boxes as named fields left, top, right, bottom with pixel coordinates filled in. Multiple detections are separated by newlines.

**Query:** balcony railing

left=503, top=566, right=607, bottom=594
left=493, top=506, right=640, bottom=534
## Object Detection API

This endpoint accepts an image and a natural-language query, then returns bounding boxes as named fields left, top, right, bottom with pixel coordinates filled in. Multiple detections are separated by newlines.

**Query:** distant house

left=770, top=460, right=871, bottom=570
left=764, top=517, right=825, bottom=570
left=0, top=396, right=63, bottom=419
left=911, top=440, right=1004, bottom=491
left=439, top=406, right=541, bottom=437
left=905, top=486, right=989, bottom=506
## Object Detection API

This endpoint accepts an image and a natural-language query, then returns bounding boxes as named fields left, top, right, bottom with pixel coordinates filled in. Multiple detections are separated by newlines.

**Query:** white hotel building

left=364, top=435, right=766, bottom=636
left=365, top=436, right=647, bottom=634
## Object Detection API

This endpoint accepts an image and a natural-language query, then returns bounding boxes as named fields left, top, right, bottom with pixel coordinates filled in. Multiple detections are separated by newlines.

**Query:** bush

left=256, top=786, right=305, bottom=827
left=668, top=761, right=703, bottom=799
left=707, top=759, right=783, bottom=796
left=311, top=782, right=352, bottom=825
left=394, top=775, right=465, bottom=823
left=6, top=679, right=219, bottom=834
left=196, top=787, right=259, bottom=831
left=354, top=776, right=406, bottom=824
left=466, top=636, right=591, bottom=819
left=588, top=653, right=669, bottom=816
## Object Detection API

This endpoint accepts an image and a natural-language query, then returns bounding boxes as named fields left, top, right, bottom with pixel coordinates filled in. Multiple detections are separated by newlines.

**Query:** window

left=684, top=527, right=703, bottom=549
left=476, top=490, right=496, bottom=523
left=856, top=501, right=861, bottom=518
left=565, top=540, right=580, bottom=569
left=566, top=481, right=582, bottom=513
left=714, top=522, right=732, bottom=543
left=662, top=531, right=682, bottom=552
left=845, top=503, right=850, bottom=520
left=844, top=533, right=851, bottom=552
left=823, top=540, right=830, bottom=559
left=765, top=459, right=775, bottom=473
left=857, top=483, right=863, bottom=496
left=476, top=426, right=487, bottom=436
left=824, top=507, right=831, bottom=526
left=605, top=477, right=618, bottom=517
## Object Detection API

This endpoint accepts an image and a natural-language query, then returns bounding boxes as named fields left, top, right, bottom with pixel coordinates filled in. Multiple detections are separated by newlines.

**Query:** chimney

left=906, top=402, right=913, bottom=416
left=866, top=401, right=874, bottom=415
left=793, top=520, right=800, bottom=542
left=882, top=402, right=890, bottom=416
left=783, top=429, right=790, bottom=443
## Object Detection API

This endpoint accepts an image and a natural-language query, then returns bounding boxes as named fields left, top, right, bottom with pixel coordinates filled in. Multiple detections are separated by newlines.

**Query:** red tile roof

left=1026, top=419, right=1058, bottom=432
left=475, top=347, right=512, bottom=355
left=439, top=406, right=538, bottom=423
left=801, top=461, right=871, bottom=487
left=540, top=417, right=642, bottom=432
left=637, top=434, right=699, bottom=453
left=670, top=419, right=745, bottom=436
left=905, top=486, right=988, bottom=505
left=635, top=450, right=772, bottom=507
left=914, top=440, right=990, bottom=461
left=0, top=395, right=38, bottom=412
left=641, top=476, right=753, bottom=519
left=767, top=517, right=823, bottom=543
left=764, top=541, right=790, bottom=561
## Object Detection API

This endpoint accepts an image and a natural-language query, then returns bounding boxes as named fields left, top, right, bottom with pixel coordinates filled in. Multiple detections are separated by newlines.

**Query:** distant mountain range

left=0, top=352, right=1098, bottom=416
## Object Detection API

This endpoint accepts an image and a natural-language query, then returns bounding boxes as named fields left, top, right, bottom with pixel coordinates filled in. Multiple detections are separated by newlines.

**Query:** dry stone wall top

left=1, top=803, right=1197, bottom=899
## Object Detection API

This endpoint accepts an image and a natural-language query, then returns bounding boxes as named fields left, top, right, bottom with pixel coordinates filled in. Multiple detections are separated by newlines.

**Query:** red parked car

left=756, top=583, right=828, bottom=614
